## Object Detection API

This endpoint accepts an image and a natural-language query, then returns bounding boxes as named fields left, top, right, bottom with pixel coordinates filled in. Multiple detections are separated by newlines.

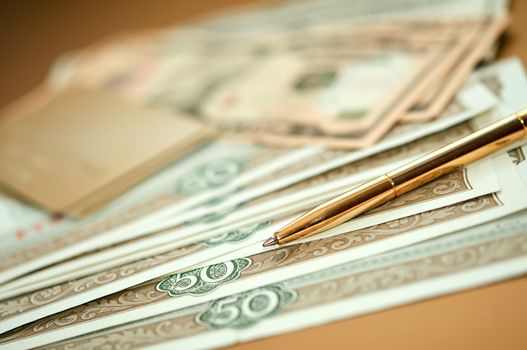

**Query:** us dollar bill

left=47, top=15, right=505, bottom=148
left=403, top=17, right=508, bottom=121
left=190, top=0, right=508, bottom=33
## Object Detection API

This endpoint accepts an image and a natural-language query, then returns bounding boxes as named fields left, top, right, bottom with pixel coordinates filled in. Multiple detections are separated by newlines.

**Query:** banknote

left=145, top=82, right=496, bottom=231
left=0, top=108, right=500, bottom=298
left=28, top=206, right=527, bottom=350
left=469, top=57, right=527, bottom=113
left=197, top=21, right=470, bottom=124
left=0, top=140, right=525, bottom=336
left=191, top=0, right=508, bottom=33
left=187, top=1, right=506, bottom=128
left=0, top=141, right=318, bottom=283
left=0, top=190, right=67, bottom=245
left=1, top=143, right=525, bottom=348
left=0, top=79, right=497, bottom=287
left=0, top=152, right=499, bottom=300
left=48, top=0, right=508, bottom=86
left=47, top=17, right=497, bottom=148
left=193, top=24, right=501, bottom=148
left=0, top=52, right=523, bottom=298
left=0, top=119, right=500, bottom=294
left=403, top=17, right=508, bottom=121
left=0, top=80, right=497, bottom=297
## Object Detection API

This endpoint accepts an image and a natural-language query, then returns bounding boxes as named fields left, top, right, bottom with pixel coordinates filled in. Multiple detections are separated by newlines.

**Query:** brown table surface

left=1, top=1, right=527, bottom=349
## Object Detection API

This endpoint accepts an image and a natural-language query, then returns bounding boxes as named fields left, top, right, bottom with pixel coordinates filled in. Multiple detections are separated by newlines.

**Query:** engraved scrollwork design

left=0, top=244, right=202, bottom=322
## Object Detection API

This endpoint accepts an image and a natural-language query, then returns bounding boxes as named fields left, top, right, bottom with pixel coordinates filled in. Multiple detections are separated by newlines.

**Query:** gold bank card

left=0, top=87, right=215, bottom=217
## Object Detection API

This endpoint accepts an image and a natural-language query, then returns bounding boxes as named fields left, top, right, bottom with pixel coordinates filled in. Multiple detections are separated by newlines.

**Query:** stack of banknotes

left=2, top=0, right=527, bottom=349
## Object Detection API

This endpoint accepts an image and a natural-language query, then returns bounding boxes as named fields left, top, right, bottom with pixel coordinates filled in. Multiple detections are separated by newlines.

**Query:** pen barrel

left=387, top=110, right=527, bottom=197
left=276, top=175, right=396, bottom=243
left=273, top=110, right=527, bottom=245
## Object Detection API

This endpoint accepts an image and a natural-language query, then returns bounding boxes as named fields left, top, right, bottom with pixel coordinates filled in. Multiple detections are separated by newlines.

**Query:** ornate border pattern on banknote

left=0, top=193, right=500, bottom=341
left=39, top=229, right=527, bottom=350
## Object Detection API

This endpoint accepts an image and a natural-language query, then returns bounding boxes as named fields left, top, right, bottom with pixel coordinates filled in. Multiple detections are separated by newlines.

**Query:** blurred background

left=1, top=0, right=527, bottom=109
left=0, top=0, right=256, bottom=107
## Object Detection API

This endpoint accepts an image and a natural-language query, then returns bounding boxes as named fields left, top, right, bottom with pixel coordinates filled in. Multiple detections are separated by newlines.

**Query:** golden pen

left=263, top=109, right=527, bottom=247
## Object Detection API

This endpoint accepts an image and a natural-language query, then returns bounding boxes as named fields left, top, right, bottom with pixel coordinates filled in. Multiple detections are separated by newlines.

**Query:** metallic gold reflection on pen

left=263, top=109, right=527, bottom=247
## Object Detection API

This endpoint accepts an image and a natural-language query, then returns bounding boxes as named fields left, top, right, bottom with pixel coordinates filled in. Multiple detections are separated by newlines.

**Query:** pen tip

left=263, top=236, right=278, bottom=247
